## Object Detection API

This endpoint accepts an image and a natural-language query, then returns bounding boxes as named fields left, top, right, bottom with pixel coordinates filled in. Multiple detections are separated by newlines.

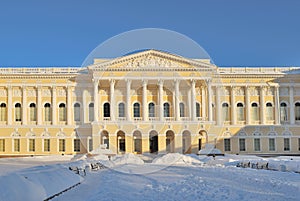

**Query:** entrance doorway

left=149, top=130, right=158, bottom=153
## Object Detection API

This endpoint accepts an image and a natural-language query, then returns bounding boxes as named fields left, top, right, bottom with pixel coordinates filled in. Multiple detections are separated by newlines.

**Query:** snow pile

left=0, top=164, right=83, bottom=201
left=89, top=145, right=114, bottom=155
left=112, top=153, right=144, bottom=165
left=218, top=155, right=300, bottom=173
left=152, top=153, right=203, bottom=165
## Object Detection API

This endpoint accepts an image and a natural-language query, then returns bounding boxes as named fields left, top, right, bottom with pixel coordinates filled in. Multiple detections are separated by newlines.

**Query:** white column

left=126, top=80, right=131, bottom=121
left=67, top=86, right=72, bottom=125
left=82, top=90, right=87, bottom=123
left=110, top=79, right=115, bottom=121
left=245, top=86, right=251, bottom=124
left=175, top=80, right=180, bottom=121
left=207, top=80, right=213, bottom=122
left=191, top=80, right=196, bottom=121
left=93, top=79, right=99, bottom=122
left=7, top=86, right=12, bottom=125
left=22, top=86, right=27, bottom=125
left=37, top=86, right=42, bottom=125
left=230, top=87, right=236, bottom=125
left=158, top=80, right=164, bottom=121
left=52, top=86, right=57, bottom=125
left=201, top=86, right=206, bottom=120
left=216, top=86, right=221, bottom=126
left=142, top=80, right=148, bottom=121
left=260, top=86, right=265, bottom=124
left=289, top=86, right=295, bottom=124
left=274, top=86, right=280, bottom=125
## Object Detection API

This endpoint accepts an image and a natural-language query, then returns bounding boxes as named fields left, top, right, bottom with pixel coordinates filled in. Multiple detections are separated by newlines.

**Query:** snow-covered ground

left=0, top=154, right=300, bottom=201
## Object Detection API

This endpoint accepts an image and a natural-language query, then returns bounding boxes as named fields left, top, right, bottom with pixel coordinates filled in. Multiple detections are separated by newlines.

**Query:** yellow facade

left=0, top=50, right=300, bottom=156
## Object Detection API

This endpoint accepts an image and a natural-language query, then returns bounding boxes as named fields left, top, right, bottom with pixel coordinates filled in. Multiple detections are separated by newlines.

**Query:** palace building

left=0, top=49, right=300, bottom=156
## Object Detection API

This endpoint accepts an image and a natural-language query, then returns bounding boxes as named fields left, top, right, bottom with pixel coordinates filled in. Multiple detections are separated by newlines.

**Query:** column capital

left=158, top=79, right=164, bottom=86
left=109, top=79, right=116, bottom=85
left=142, top=80, right=148, bottom=86
left=125, top=79, right=132, bottom=84
left=36, top=85, right=42, bottom=90
left=191, top=79, right=196, bottom=86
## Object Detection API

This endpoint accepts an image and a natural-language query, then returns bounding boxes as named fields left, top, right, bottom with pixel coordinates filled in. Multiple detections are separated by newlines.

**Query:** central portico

left=87, top=50, right=222, bottom=154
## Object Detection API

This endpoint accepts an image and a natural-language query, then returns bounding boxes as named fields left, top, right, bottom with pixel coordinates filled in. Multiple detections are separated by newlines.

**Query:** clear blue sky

left=0, top=0, right=299, bottom=67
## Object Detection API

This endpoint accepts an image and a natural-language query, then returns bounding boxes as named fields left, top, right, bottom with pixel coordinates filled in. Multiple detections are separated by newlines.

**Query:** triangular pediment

left=88, top=50, right=216, bottom=71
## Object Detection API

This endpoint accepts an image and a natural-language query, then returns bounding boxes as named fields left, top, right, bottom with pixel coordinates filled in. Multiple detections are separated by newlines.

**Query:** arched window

left=29, top=103, right=36, bottom=122
left=44, top=103, right=51, bottom=122
left=222, top=103, right=230, bottom=121
left=59, top=103, right=66, bottom=121
left=118, top=103, right=125, bottom=117
left=196, top=102, right=201, bottom=118
left=148, top=102, right=155, bottom=118
left=295, top=102, right=300, bottom=121
left=237, top=103, right=245, bottom=121
left=179, top=103, right=185, bottom=117
left=74, top=103, right=80, bottom=122
left=266, top=102, right=274, bottom=121
left=163, top=103, right=170, bottom=117
left=15, top=103, right=21, bottom=122
left=133, top=102, right=140, bottom=117
left=0, top=103, right=7, bottom=121
left=89, top=103, right=94, bottom=122
left=103, top=103, right=110, bottom=118
left=251, top=102, right=259, bottom=122
left=280, top=102, right=288, bottom=122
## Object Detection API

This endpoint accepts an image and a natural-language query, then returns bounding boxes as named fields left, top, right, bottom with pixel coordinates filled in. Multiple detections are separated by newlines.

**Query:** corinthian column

left=191, top=80, right=196, bottom=121
left=142, top=80, right=148, bottom=121
left=126, top=80, right=131, bottom=121
left=67, top=86, right=72, bottom=125
left=52, top=86, right=57, bottom=125
left=22, top=86, right=27, bottom=125
left=245, top=86, right=251, bottom=124
left=230, top=87, right=236, bottom=125
left=207, top=80, right=213, bottom=122
left=260, top=86, right=265, bottom=124
left=289, top=86, right=295, bottom=124
left=93, top=79, right=99, bottom=122
left=274, top=86, right=280, bottom=125
left=37, top=86, right=42, bottom=125
left=7, top=86, right=12, bottom=125
left=158, top=80, right=164, bottom=121
left=110, top=79, right=115, bottom=121
left=174, top=80, right=180, bottom=121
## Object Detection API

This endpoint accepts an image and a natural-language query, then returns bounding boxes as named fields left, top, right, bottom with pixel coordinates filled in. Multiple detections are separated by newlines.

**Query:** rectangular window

left=254, top=138, right=261, bottom=151
left=15, top=107, right=21, bottom=121
left=0, top=139, right=5, bottom=152
left=224, top=139, right=231, bottom=151
left=59, top=139, right=65, bottom=152
left=269, top=138, right=276, bottom=151
left=30, top=107, right=36, bottom=122
left=237, top=107, right=245, bottom=121
left=45, top=106, right=51, bottom=122
left=74, top=139, right=81, bottom=152
left=14, top=139, right=20, bottom=152
left=44, top=139, right=50, bottom=152
left=0, top=106, right=7, bottom=121
left=29, top=139, right=35, bottom=152
left=284, top=138, right=290, bottom=151
left=89, top=139, right=93, bottom=152
left=89, top=105, right=94, bottom=122
left=239, top=138, right=246, bottom=151
left=298, top=138, right=300, bottom=151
